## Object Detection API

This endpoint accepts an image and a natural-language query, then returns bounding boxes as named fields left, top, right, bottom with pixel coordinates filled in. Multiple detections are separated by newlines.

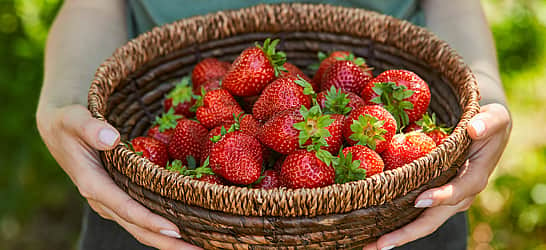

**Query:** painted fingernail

left=415, top=199, right=433, bottom=208
left=381, top=245, right=396, bottom=250
left=98, top=128, right=118, bottom=147
left=160, top=229, right=182, bottom=238
left=471, top=119, right=485, bottom=137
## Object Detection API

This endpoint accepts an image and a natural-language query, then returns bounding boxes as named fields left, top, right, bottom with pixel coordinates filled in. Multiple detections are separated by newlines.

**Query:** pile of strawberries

left=128, top=39, right=452, bottom=189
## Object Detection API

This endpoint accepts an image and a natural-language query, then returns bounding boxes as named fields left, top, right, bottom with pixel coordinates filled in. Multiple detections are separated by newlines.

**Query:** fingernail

left=98, top=128, right=118, bottom=147
left=381, top=246, right=396, bottom=250
left=160, top=229, right=181, bottom=238
left=471, top=119, right=485, bottom=137
left=415, top=199, right=433, bottom=208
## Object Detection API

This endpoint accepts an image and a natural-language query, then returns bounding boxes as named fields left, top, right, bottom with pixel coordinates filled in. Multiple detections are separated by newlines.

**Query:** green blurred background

left=0, top=0, right=545, bottom=249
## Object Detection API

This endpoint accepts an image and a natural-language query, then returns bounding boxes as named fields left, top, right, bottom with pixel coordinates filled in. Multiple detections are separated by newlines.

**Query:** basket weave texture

left=88, top=3, right=480, bottom=248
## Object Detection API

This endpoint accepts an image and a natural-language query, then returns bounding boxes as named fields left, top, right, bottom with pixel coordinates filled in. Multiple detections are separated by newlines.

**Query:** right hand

left=37, top=104, right=200, bottom=250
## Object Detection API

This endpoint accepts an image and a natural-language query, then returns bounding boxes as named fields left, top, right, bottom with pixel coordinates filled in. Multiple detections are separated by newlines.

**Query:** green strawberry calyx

left=295, top=75, right=317, bottom=101
left=349, top=114, right=387, bottom=150
left=189, top=87, right=207, bottom=112
left=323, top=86, right=352, bottom=115
left=167, top=156, right=215, bottom=179
left=416, top=113, right=452, bottom=134
left=370, top=81, right=414, bottom=129
left=210, top=112, right=245, bottom=143
left=166, top=77, right=193, bottom=106
left=123, top=142, right=143, bottom=157
left=308, top=51, right=329, bottom=71
left=256, top=38, right=287, bottom=77
left=293, top=105, right=335, bottom=166
left=152, top=108, right=183, bottom=132
left=333, top=150, right=366, bottom=184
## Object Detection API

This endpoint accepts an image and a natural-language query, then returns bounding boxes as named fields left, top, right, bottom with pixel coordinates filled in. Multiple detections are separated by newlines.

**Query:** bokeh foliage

left=0, top=0, right=545, bottom=249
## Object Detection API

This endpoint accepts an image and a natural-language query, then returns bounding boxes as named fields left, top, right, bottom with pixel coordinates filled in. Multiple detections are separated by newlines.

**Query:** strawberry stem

left=333, top=151, right=366, bottom=184
left=256, top=38, right=287, bottom=77
left=349, top=114, right=387, bottom=150
left=370, top=81, right=414, bottom=130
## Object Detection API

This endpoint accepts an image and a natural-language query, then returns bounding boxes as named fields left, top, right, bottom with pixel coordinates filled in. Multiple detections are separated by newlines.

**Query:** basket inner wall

left=107, top=32, right=462, bottom=141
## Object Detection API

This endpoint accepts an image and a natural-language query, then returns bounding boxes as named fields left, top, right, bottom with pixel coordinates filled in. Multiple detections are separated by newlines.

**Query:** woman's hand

left=37, top=104, right=201, bottom=250
left=363, top=103, right=512, bottom=250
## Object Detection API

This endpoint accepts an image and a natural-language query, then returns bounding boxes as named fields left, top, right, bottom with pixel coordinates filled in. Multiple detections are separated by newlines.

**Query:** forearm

left=39, top=0, right=127, bottom=114
left=423, top=0, right=507, bottom=106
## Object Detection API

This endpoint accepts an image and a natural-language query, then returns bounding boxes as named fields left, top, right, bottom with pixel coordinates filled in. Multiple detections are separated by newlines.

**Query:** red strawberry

left=167, top=158, right=225, bottom=185
left=259, top=109, right=303, bottom=155
left=340, top=145, right=384, bottom=178
left=147, top=108, right=183, bottom=145
left=343, top=105, right=397, bottom=153
left=192, top=78, right=221, bottom=95
left=167, top=119, right=208, bottom=164
left=252, top=75, right=312, bottom=122
left=316, top=86, right=365, bottom=115
left=381, top=131, right=436, bottom=171
left=281, top=62, right=317, bottom=90
left=164, top=77, right=196, bottom=117
left=280, top=150, right=335, bottom=189
left=195, top=89, right=244, bottom=129
left=253, top=170, right=283, bottom=189
left=320, top=53, right=372, bottom=94
left=210, top=131, right=263, bottom=185
left=312, top=51, right=350, bottom=85
left=130, top=137, right=169, bottom=167
left=404, top=113, right=452, bottom=145
left=191, top=58, right=231, bottom=92
left=361, top=69, right=431, bottom=128
left=222, top=38, right=286, bottom=96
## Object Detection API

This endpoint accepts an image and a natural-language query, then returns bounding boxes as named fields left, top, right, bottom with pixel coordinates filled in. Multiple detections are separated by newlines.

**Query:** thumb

left=59, top=105, right=120, bottom=150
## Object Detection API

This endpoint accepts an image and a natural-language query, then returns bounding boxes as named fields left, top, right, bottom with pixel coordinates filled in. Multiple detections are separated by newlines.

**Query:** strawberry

left=130, top=137, right=169, bottom=167
left=280, top=150, right=335, bottom=189
left=191, top=58, right=231, bottom=92
left=320, top=53, right=372, bottom=94
left=337, top=145, right=384, bottom=182
left=296, top=110, right=345, bottom=155
left=222, top=38, right=286, bottom=96
left=147, top=108, right=183, bottom=145
left=167, top=119, right=208, bottom=164
left=343, top=105, right=397, bottom=153
left=167, top=157, right=225, bottom=185
left=311, top=51, right=350, bottom=85
left=281, top=62, right=317, bottom=90
left=252, top=75, right=312, bottom=122
left=361, top=69, right=431, bottom=128
left=164, top=77, right=196, bottom=117
left=210, top=131, right=263, bottom=185
left=192, top=78, right=221, bottom=95
left=404, top=113, right=452, bottom=145
left=316, top=86, right=365, bottom=115
left=258, top=109, right=303, bottom=155
left=381, top=131, right=436, bottom=171
left=253, top=170, right=283, bottom=189
left=195, top=89, right=244, bottom=129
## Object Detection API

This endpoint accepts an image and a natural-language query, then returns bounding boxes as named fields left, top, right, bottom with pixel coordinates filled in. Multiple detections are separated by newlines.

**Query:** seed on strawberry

left=381, top=131, right=436, bottom=171
left=195, top=89, right=244, bottom=129
left=320, top=53, right=373, bottom=94
left=147, top=108, right=183, bottom=145
left=311, top=51, right=350, bottom=86
left=130, top=137, right=169, bottom=167
left=192, top=78, right=222, bottom=95
left=361, top=69, right=431, bottom=128
left=222, top=38, right=286, bottom=96
left=280, top=150, right=335, bottom=189
left=259, top=109, right=303, bottom=155
left=316, top=86, right=365, bottom=115
left=191, top=58, right=231, bottom=92
left=404, top=113, right=452, bottom=145
left=253, top=170, right=283, bottom=189
left=164, top=77, right=196, bottom=117
left=210, top=131, right=263, bottom=185
left=343, top=105, right=397, bottom=153
left=252, top=75, right=312, bottom=122
left=167, top=119, right=208, bottom=164
left=335, top=145, right=384, bottom=183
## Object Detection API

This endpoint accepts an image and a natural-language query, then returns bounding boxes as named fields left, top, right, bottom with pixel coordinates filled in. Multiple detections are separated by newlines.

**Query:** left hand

left=363, top=103, right=512, bottom=250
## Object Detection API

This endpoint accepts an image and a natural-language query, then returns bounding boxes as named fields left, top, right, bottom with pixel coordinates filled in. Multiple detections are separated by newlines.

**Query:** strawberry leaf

left=315, top=149, right=334, bottom=166
left=323, top=86, right=352, bottom=115
left=349, top=114, right=387, bottom=150
left=371, top=81, right=414, bottom=129
left=295, top=76, right=316, bottom=98
left=333, top=151, right=366, bottom=184
left=153, top=108, right=182, bottom=132
left=189, top=87, right=206, bottom=112
left=166, top=77, right=193, bottom=106
left=256, top=38, right=287, bottom=77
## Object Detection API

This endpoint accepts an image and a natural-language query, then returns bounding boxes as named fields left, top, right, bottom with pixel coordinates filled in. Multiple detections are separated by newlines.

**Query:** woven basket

left=88, top=3, right=480, bottom=249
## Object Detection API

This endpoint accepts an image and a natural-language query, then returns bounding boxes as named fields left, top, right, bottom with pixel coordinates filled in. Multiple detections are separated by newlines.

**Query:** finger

left=98, top=203, right=201, bottom=250
left=58, top=105, right=120, bottom=150
left=369, top=198, right=473, bottom=250
left=467, top=103, right=511, bottom=140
